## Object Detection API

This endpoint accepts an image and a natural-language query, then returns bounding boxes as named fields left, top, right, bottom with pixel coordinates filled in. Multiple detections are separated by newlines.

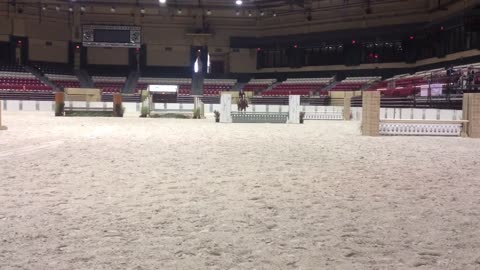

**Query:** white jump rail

left=304, top=111, right=344, bottom=120
left=379, top=119, right=468, bottom=136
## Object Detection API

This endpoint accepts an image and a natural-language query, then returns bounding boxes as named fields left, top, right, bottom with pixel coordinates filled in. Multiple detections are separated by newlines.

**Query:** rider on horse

left=238, top=89, right=248, bottom=112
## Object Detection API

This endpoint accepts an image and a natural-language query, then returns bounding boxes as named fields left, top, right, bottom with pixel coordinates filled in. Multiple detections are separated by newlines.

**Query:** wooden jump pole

left=113, top=93, right=123, bottom=117
left=55, top=92, right=65, bottom=116
left=361, top=91, right=380, bottom=136
left=0, top=100, right=7, bottom=130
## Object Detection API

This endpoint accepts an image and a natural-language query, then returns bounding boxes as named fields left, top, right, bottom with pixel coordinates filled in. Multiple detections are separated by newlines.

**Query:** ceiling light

left=80, top=6, right=85, bottom=12
left=140, top=8, right=145, bottom=14
left=260, top=10, right=264, bottom=16
left=273, top=11, right=277, bottom=17
left=236, top=10, right=240, bottom=16
left=248, top=10, right=252, bottom=17
left=159, top=0, right=166, bottom=4
left=235, top=0, right=242, bottom=6
left=42, top=5, right=46, bottom=11
left=110, top=7, right=115, bottom=12
left=55, top=6, right=60, bottom=11
left=68, top=7, right=73, bottom=12
left=206, top=9, right=211, bottom=15
left=177, top=8, right=182, bottom=14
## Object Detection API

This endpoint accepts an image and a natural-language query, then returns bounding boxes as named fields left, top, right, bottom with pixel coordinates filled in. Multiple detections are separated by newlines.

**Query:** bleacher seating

left=243, top=78, right=276, bottom=93
left=0, top=64, right=53, bottom=92
left=30, top=61, right=74, bottom=75
left=0, top=64, right=26, bottom=73
left=262, top=78, right=333, bottom=97
left=46, top=74, right=81, bottom=89
left=331, top=76, right=380, bottom=91
left=92, top=76, right=125, bottom=93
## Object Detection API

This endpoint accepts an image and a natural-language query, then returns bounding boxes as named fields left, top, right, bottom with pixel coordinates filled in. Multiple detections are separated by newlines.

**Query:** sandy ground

left=1, top=112, right=480, bottom=270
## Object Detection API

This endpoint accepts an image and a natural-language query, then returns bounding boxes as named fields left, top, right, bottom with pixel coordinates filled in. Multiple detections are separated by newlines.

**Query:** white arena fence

left=1, top=99, right=464, bottom=123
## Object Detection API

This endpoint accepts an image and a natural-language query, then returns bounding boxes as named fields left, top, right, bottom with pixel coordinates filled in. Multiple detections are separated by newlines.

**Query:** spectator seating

left=30, top=61, right=74, bottom=75
left=0, top=65, right=53, bottom=92
left=92, top=76, right=125, bottom=93
left=243, top=78, right=276, bottom=93
left=46, top=74, right=81, bottom=89
left=262, top=77, right=333, bottom=97
left=0, top=63, right=26, bottom=72
left=331, top=76, right=380, bottom=91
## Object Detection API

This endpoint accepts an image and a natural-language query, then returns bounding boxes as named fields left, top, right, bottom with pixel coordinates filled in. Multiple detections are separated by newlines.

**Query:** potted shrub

left=193, top=108, right=201, bottom=119
left=299, top=112, right=305, bottom=124
left=214, top=110, right=220, bottom=122
left=140, top=106, right=150, bottom=118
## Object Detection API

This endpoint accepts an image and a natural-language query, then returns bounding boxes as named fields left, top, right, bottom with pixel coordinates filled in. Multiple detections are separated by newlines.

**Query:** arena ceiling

left=3, top=0, right=465, bottom=11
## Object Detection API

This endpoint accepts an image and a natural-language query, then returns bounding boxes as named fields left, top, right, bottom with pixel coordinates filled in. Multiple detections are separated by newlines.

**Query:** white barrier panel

left=425, top=109, right=437, bottom=120
left=89, top=102, right=104, bottom=109
left=6, top=101, right=20, bottom=111
left=212, top=104, right=220, bottom=113
left=288, top=95, right=300, bottom=124
left=255, top=105, right=266, bottom=112
left=269, top=105, right=279, bottom=113
left=401, top=108, right=412, bottom=120
left=220, top=94, right=232, bottom=123
left=70, top=101, right=86, bottom=108
left=22, top=101, right=36, bottom=111
left=183, top=104, right=194, bottom=110
left=413, top=109, right=423, bottom=120
left=39, top=101, right=54, bottom=111
left=123, top=103, right=137, bottom=113
left=305, top=106, right=316, bottom=112
left=167, top=103, right=180, bottom=110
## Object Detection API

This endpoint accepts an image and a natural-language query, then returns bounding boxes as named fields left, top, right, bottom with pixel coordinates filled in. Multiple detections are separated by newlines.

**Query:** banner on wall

left=147, top=85, right=178, bottom=93
left=420, top=84, right=443, bottom=96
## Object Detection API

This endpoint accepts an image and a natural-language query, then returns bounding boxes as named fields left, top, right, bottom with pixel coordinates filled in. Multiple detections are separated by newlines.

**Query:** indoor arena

left=1, top=0, right=480, bottom=269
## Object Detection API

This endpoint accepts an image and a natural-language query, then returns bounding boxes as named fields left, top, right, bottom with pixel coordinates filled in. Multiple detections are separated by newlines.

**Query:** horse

left=237, top=97, right=249, bottom=112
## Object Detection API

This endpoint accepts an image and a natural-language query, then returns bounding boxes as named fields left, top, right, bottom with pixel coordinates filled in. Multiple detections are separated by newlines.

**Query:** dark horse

left=237, top=97, right=249, bottom=112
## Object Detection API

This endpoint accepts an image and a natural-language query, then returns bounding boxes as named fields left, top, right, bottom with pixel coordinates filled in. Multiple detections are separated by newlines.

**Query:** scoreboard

left=82, top=25, right=141, bottom=48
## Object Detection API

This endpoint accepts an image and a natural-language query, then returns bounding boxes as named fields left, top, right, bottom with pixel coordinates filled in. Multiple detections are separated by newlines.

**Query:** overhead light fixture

left=42, top=5, right=46, bottom=11
left=110, top=7, right=115, bottom=12
left=236, top=0, right=242, bottom=6
left=177, top=8, right=182, bottom=14
left=55, top=6, right=60, bottom=11
left=206, top=9, right=212, bottom=15
left=140, top=8, right=145, bottom=14
left=248, top=10, right=252, bottom=17
left=68, top=7, right=73, bottom=12
left=80, top=6, right=85, bottom=12
left=260, top=10, right=264, bottom=16
left=235, top=10, right=240, bottom=16
left=273, top=11, right=277, bottom=17
left=159, top=0, right=166, bottom=4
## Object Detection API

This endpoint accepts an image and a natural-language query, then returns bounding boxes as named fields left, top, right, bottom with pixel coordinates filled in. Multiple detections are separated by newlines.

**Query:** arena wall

left=147, top=45, right=191, bottom=67
left=29, top=39, right=68, bottom=63
left=0, top=17, right=11, bottom=36
left=229, top=49, right=257, bottom=73
left=87, top=47, right=129, bottom=66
